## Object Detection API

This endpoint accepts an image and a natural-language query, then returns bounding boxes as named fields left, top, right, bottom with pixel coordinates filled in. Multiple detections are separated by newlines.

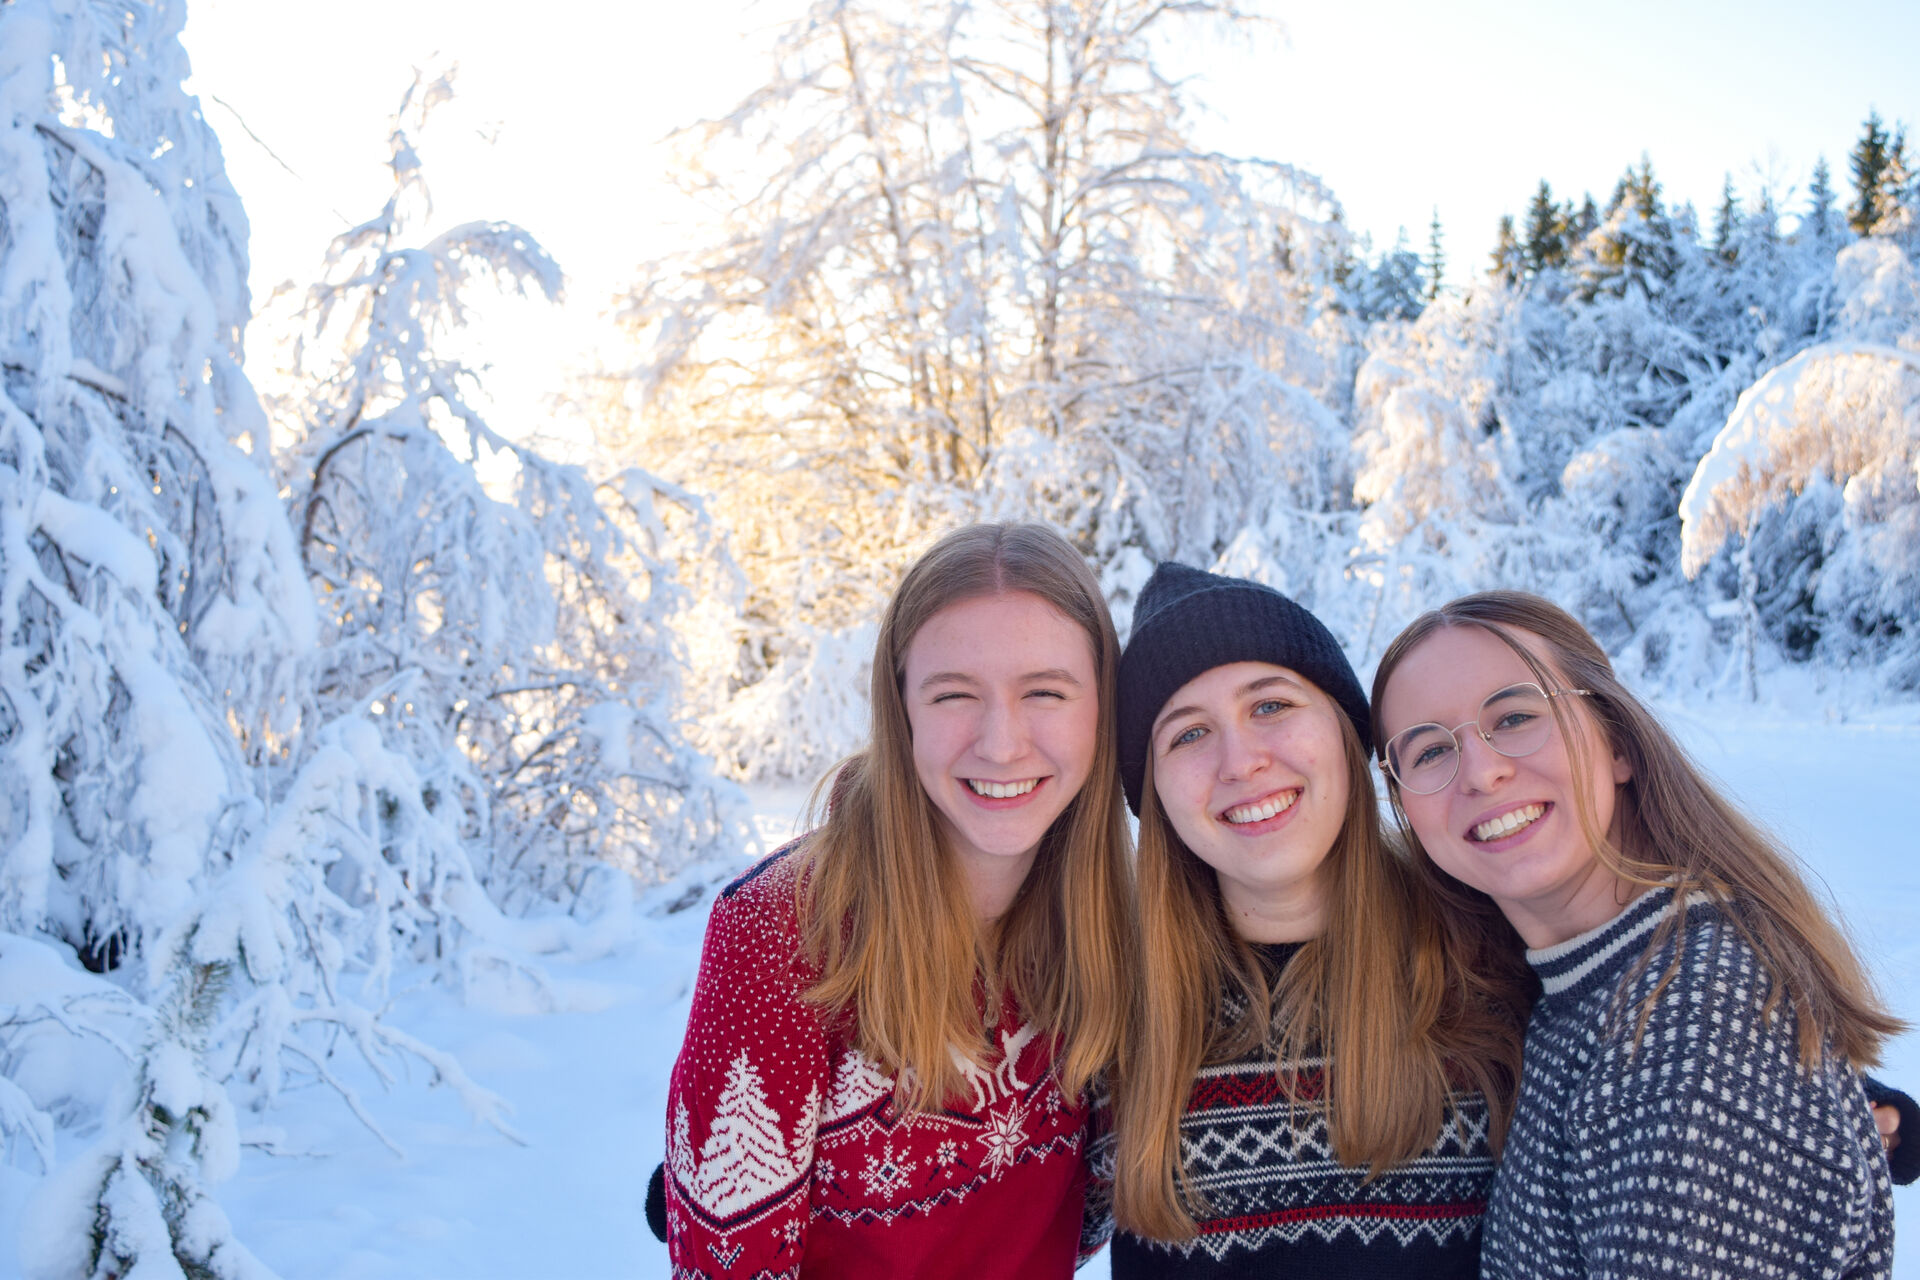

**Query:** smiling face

left=1376, top=624, right=1632, bottom=947
left=901, top=591, right=1100, bottom=918
left=1148, top=661, right=1350, bottom=942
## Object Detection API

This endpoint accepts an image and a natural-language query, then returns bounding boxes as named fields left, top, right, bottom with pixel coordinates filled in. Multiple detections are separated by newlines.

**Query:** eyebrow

left=1152, top=673, right=1305, bottom=737
left=917, top=668, right=1085, bottom=691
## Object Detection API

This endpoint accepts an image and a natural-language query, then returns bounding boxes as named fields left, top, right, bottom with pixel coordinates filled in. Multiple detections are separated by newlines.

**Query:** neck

left=958, top=847, right=1039, bottom=924
left=1499, top=859, right=1638, bottom=948
left=1220, top=873, right=1327, bottom=944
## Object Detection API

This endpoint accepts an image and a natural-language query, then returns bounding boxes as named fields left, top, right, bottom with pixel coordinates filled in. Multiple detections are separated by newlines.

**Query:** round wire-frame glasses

left=1382, top=682, right=1593, bottom=796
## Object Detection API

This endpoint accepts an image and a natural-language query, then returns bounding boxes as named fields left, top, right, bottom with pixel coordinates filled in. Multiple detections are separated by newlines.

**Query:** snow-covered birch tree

left=593, top=0, right=1360, bottom=772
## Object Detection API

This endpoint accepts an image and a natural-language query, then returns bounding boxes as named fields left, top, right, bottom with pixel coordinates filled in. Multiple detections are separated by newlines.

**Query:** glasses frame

left=1382, top=682, right=1593, bottom=796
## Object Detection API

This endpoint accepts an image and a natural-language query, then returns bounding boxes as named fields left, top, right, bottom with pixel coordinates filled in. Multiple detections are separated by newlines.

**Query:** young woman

left=659, top=523, right=1135, bottom=1279
left=1372, top=591, right=1904, bottom=1279
left=1095, top=562, right=1531, bottom=1277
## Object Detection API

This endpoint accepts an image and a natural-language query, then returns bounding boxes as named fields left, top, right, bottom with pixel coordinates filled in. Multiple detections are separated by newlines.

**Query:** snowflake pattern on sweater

left=1087, top=942, right=1492, bottom=1279
left=1482, top=888, right=1893, bottom=1280
left=664, top=844, right=1090, bottom=1280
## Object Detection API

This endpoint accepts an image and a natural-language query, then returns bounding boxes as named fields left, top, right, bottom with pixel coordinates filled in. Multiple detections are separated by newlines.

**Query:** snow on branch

left=1679, top=341, right=1920, bottom=576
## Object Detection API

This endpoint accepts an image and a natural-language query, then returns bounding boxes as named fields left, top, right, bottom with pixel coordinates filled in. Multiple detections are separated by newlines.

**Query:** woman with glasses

left=1373, top=590, right=1904, bottom=1279
left=1095, top=563, right=1531, bottom=1277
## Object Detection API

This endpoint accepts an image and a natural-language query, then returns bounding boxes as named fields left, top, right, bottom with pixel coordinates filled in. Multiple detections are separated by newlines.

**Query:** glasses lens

left=1386, top=722, right=1458, bottom=795
left=1478, top=683, right=1554, bottom=759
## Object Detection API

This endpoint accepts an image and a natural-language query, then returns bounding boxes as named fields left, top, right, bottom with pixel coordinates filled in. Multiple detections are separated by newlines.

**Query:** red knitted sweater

left=663, top=845, right=1091, bottom=1279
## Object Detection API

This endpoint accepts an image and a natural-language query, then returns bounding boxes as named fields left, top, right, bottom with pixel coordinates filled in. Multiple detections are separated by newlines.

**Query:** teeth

left=1473, top=804, right=1545, bottom=842
left=1223, top=792, right=1299, bottom=825
left=967, top=778, right=1038, bottom=799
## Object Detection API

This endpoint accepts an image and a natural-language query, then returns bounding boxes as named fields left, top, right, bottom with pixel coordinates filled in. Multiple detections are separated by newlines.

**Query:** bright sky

left=181, top=0, right=1920, bottom=433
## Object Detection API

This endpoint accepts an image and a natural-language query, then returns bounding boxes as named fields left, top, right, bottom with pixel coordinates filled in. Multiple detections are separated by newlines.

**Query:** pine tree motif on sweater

left=690, top=1052, right=808, bottom=1219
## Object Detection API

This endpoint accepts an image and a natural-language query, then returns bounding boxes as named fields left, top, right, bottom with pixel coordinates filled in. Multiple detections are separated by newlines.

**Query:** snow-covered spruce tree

left=270, top=73, right=749, bottom=927
left=0, top=0, right=304, bottom=1273
left=1365, top=141, right=1920, bottom=694
left=594, top=0, right=1358, bottom=773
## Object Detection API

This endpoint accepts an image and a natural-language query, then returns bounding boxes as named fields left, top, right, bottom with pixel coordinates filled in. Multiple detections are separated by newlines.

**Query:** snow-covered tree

left=269, top=73, right=750, bottom=920
left=1849, top=111, right=1896, bottom=236
left=0, top=0, right=305, bottom=1272
left=595, top=0, right=1357, bottom=767
left=1680, top=340, right=1920, bottom=687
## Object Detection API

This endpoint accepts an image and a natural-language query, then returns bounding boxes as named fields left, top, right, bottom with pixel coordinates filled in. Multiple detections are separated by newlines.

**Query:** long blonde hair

left=797, top=523, right=1135, bottom=1111
left=1371, top=590, right=1903, bottom=1069
left=1112, top=707, right=1529, bottom=1240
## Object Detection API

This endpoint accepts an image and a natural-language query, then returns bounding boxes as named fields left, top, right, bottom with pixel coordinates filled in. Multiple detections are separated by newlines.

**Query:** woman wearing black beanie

left=1092, top=561, right=1529, bottom=1278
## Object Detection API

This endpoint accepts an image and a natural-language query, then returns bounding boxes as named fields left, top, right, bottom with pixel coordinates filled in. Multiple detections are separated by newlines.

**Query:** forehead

left=903, top=590, right=1093, bottom=675
left=1378, top=625, right=1551, bottom=730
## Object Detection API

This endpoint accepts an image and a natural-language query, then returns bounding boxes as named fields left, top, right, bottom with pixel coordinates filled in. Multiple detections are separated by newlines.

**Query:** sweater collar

left=1525, top=886, right=1681, bottom=999
left=1249, top=939, right=1306, bottom=974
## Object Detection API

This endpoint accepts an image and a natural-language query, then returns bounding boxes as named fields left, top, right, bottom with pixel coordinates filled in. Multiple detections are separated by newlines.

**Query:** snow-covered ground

left=5, top=704, right=1915, bottom=1279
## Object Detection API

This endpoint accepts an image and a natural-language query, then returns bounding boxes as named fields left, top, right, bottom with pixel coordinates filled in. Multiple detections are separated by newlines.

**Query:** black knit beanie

left=1117, top=562, right=1370, bottom=815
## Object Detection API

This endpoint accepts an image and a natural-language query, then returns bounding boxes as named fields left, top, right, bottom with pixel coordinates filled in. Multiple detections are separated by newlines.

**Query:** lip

left=1215, top=787, right=1302, bottom=836
left=1463, top=800, right=1552, bottom=851
left=962, top=776, right=1050, bottom=811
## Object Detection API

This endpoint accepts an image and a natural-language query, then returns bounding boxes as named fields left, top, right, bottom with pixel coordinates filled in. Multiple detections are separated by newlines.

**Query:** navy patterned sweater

left=1086, top=942, right=1492, bottom=1279
left=1482, top=888, right=1893, bottom=1279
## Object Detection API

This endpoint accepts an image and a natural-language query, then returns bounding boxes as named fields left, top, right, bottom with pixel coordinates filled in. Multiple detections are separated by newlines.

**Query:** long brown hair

left=1371, top=590, right=1903, bottom=1069
left=1112, top=705, right=1529, bottom=1240
left=797, top=523, right=1135, bottom=1111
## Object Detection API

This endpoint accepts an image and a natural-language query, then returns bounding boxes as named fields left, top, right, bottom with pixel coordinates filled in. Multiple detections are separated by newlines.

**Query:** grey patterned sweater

left=1482, top=887, right=1893, bottom=1280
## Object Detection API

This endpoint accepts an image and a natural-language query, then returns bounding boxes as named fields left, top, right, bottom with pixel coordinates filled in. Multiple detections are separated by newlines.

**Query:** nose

left=977, top=694, right=1031, bottom=764
left=1216, top=721, right=1270, bottom=782
left=1453, top=728, right=1513, bottom=794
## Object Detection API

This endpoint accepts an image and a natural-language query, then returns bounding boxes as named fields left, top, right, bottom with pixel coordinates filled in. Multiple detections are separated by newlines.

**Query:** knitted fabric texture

left=662, top=843, right=1092, bottom=1280
left=1117, top=563, right=1370, bottom=814
left=1482, top=888, right=1893, bottom=1279
left=1085, top=943, right=1490, bottom=1279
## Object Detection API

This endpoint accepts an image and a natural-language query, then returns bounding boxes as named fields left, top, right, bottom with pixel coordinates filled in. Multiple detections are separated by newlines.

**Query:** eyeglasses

left=1381, top=682, right=1592, bottom=796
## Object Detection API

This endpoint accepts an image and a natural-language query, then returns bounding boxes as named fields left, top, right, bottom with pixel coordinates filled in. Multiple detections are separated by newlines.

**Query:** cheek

left=907, top=706, right=959, bottom=775
left=1152, top=756, right=1213, bottom=843
left=1045, top=701, right=1101, bottom=777
left=1398, top=792, right=1455, bottom=851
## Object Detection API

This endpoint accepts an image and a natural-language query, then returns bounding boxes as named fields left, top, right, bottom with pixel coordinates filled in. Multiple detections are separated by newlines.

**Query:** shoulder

left=718, top=835, right=811, bottom=903
left=696, top=837, right=814, bottom=977
left=1588, top=898, right=1873, bottom=1157
left=708, top=835, right=813, bottom=926
left=1610, top=895, right=1765, bottom=1018
left=1594, top=897, right=1783, bottom=1064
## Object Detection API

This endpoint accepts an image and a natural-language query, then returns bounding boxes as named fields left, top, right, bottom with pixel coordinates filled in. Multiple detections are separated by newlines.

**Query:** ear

left=1610, top=748, right=1632, bottom=786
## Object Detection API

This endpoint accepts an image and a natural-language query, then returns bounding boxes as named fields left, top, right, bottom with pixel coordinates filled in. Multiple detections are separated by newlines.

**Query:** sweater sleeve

left=1077, top=1078, right=1116, bottom=1265
left=664, top=859, right=830, bottom=1280
left=1565, top=923, right=1892, bottom=1280
left=1862, top=1073, right=1920, bottom=1186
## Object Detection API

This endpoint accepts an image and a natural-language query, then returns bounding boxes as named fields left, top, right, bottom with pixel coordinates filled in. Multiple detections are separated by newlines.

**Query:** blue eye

left=1252, top=698, right=1292, bottom=717
left=1412, top=741, right=1454, bottom=769
left=1170, top=724, right=1206, bottom=748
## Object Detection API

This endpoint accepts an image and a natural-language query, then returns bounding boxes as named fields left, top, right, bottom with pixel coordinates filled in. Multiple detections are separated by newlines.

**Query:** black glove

left=646, top=1162, right=668, bottom=1242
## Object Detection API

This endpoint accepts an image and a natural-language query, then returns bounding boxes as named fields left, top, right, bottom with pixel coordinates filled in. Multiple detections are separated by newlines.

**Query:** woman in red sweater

left=661, top=523, right=1136, bottom=1279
